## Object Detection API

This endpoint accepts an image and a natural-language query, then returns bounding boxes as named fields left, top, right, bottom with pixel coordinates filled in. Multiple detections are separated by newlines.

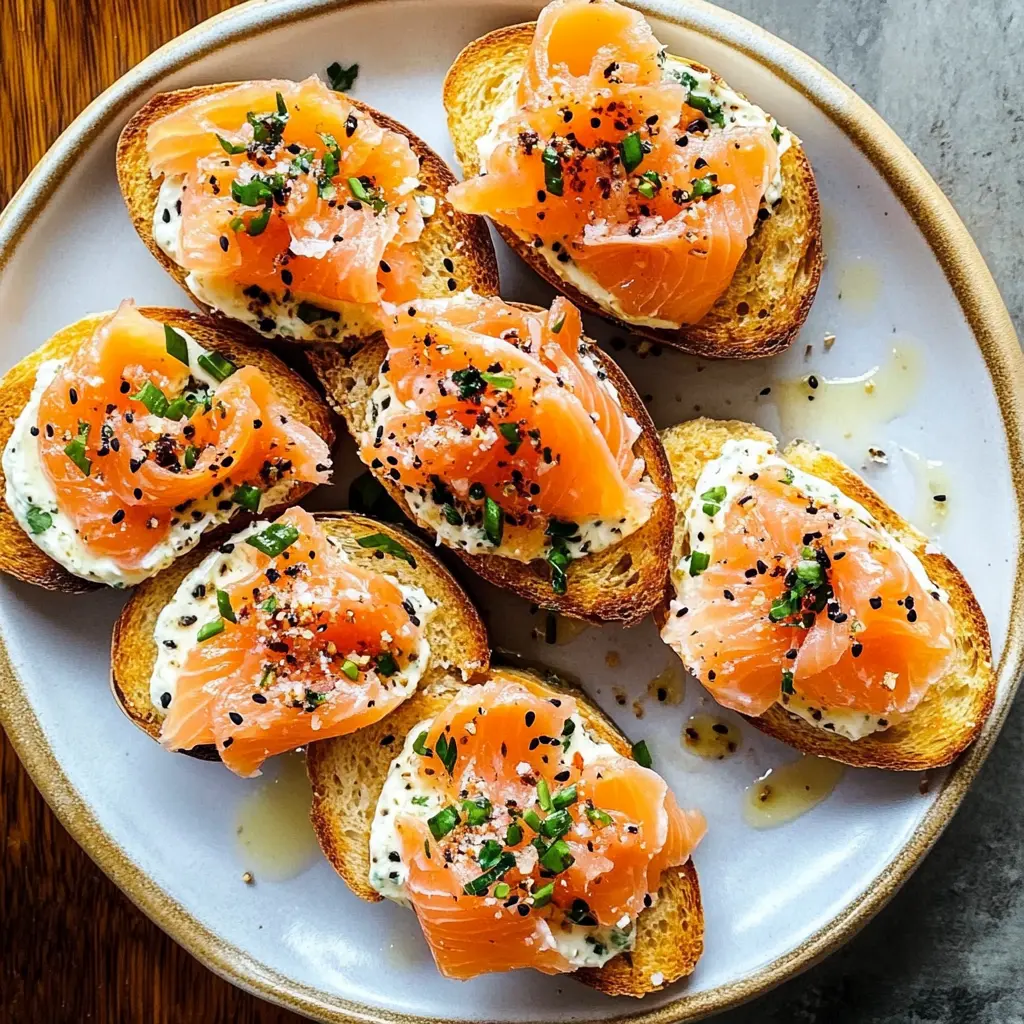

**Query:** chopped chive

left=551, top=313, right=566, bottom=334
left=441, top=503, right=463, bottom=526
left=197, top=618, right=224, bottom=642
left=428, top=804, right=460, bottom=841
left=260, top=595, right=278, bottom=614
left=341, top=659, right=360, bottom=680
left=493, top=882, right=511, bottom=899
left=164, top=325, right=190, bottom=365
left=246, top=522, right=300, bottom=558
left=552, top=784, right=577, bottom=811
left=132, top=381, right=169, bottom=417
left=477, top=838, right=504, bottom=869
left=631, top=739, right=653, bottom=768
left=499, top=422, right=521, bottom=453
left=781, top=669, right=795, bottom=695
left=541, top=145, right=564, bottom=197
left=795, top=559, right=825, bottom=585
left=183, top=445, right=199, bottom=470
left=231, top=483, right=262, bottom=513
left=700, top=486, right=727, bottom=503
left=411, top=795, right=429, bottom=806
left=772, top=124, right=782, bottom=143
left=275, top=91, right=288, bottom=116
left=691, top=174, right=721, bottom=199
left=462, top=852, right=516, bottom=896
left=539, top=808, right=572, bottom=840
left=197, top=351, right=237, bottom=383
left=326, top=60, right=359, bottom=92
left=483, top=497, right=503, bottom=546
left=230, top=178, right=274, bottom=207
left=26, top=506, right=52, bottom=534
left=688, top=550, right=710, bottom=576
left=532, top=882, right=554, bottom=908
left=539, top=838, right=575, bottom=874
left=505, top=822, right=523, bottom=847
left=619, top=131, right=643, bottom=172
left=216, top=134, right=247, bottom=155
left=780, top=467, right=795, bottom=485
left=523, top=809, right=544, bottom=833
left=375, top=652, right=398, bottom=676
left=229, top=216, right=244, bottom=232
left=356, top=532, right=415, bottom=565
left=216, top=589, right=236, bottom=624
left=461, top=796, right=492, bottom=826
left=547, top=544, right=570, bottom=595
left=164, top=396, right=197, bottom=421
left=687, top=91, right=725, bottom=127
left=245, top=206, right=271, bottom=236
left=412, top=730, right=432, bottom=757
left=63, top=421, right=91, bottom=477
left=481, top=371, right=516, bottom=390
left=586, top=806, right=613, bottom=827
left=536, top=777, right=553, bottom=812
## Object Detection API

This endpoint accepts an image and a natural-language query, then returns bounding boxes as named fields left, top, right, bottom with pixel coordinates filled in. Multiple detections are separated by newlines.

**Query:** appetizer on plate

left=0, top=303, right=333, bottom=592
left=308, top=293, right=674, bottom=623
left=308, top=667, right=704, bottom=994
left=111, top=509, right=488, bottom=776
left=657, top=418, right=995, bottom=770
left=444, top=0, right=822, bottom=358
left=117, top=76, right=498, bottom=347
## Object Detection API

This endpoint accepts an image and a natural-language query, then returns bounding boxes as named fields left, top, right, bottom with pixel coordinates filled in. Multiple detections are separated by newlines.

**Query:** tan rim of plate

left=0, top=1, right=1021, bottom=1021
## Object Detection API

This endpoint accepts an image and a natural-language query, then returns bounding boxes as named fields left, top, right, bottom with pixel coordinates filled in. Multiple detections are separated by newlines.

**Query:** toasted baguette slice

left=443, top=24, right=822, bottom=359
left=110, top=511, right=490, bottom=760
left=305, top=315, right=675, bottom=624
left=0, top=307, right=334, bottom=595
left=307, top=665, right=703, bottom=996
left=656, top=418, right=996, bottom=770
left=117, top=84, right=499, bottom=349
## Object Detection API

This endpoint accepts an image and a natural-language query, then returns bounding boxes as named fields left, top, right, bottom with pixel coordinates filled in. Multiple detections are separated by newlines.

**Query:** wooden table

left=0, top=5, right=304, bottom=1019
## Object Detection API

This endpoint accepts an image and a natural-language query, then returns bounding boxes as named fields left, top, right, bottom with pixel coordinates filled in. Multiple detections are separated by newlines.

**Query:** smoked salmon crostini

left=117, top=76, right=498, bottom=348
left=306, top=293, right=675, bottom=623
left=444, top=0, right=822, bottom=358
left=308, top=667, right=705, bottom=994
left=0, top=303, right=334, bottom=592
left=111, top=509, right=489, bottom=775
left=656, top=419, right=996, bottom=770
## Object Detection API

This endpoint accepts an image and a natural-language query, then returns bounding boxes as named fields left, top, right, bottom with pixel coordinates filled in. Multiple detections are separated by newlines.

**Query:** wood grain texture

left=0, top=5, right=305, bottom=1021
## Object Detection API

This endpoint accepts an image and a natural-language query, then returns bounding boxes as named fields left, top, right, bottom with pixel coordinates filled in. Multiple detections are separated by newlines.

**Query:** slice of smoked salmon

left=447, top=0, right=780, bottom=326
left=160, top=508, right=426, bottom=777
left=147, top=76, right=424, bottom=313
left=662, top=457, right=956, bottom=720
left=361, top=295, right=657, bottom=560
left=35, top=302, right=330, bottom=570
left=391, top=672, right=705, bottom=980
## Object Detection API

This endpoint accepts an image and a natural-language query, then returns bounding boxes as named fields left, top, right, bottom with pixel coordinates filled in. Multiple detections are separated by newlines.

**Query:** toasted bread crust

left=443, top=24, right=823, bottom=359
left=305, top=313, right=675, bottom=624
left=306, top=665, right=704, bottom=996
left=656, top=418, right=996, bottom=770
left=110, top=512, right=490, bottom=761
left=0, top=307, right=334, bottom=594
left=116, top=83, right=499, bottom=348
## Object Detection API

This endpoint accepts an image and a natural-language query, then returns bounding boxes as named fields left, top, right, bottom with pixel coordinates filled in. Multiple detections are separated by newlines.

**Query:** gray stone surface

left=710, top=2, right=1024, bottom=1021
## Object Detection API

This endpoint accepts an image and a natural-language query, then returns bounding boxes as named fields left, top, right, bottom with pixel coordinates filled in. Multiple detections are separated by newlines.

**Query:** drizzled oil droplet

left=682, top=714, right=740, bottom=759
left=235, top=751, right=320, bottom=881
left=743, top=755, right=844, bottom=828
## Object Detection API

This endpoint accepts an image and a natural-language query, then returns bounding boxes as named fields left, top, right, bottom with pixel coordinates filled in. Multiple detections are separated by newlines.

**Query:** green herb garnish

left=132, top=381, right=169, bottom=417
left=197, top=351, right=236, bottom=383
left=493, top=882, right=511, bottom=899
left=691, top=175, right=720, bottom=199
left=462, top=852, right=516, bottom=896
left=536, top=777, right=553, bottom=812
left=483, top=497, right=503, bottom=546
left=356, top=532, right=415, bottom=565
left=428, top=805, right=460, bottom=840
left=412, top=731, right=432, bottom=757
left=246, top=521, right=300, bottom=558
left=499, top=422, right=521, bottom=453
left=619, top=131, right=644, bottom=172
left=347, top=176, right=386, bottom=213
left=700, top=484, right=727, bottom=517
left=441, top=503, right=463, bottom=526
left=688, top=550, right=710, bottom=576
left=481, top=371, right=514, bottom=390
left=772, top=124, right=782, bottom=143
left=197, top=618, right=224, bottom=642
left=245, top=206, right=271, bottom=237
left=631, top=739, right=653, bottom=768
left=781, top=669, right=795, bottom=695
left=164, top=325, right=189, bottom=365
left=64, top=421, right=91, bottom=477
left=539, top=838, right=575, bottom=874
left=551, top=312, right=566, bottom=334
left=216, top=589, right=236, bottom=624
left=541, top=145, right=564, bottom=197
left=26, top=506, right=52, bottom=534
left=532, top=882, right=554, bottom=908
left=523, top=809, right=544, bottom=833
left=327, top=61, right=359, bottom=92
left=687, top=91, right=725, bottom=127
left=231, top=483, right=261, bottom=513
left=539, top=808, right=572, bottom=840
left=411, top=795, right=429, bottom=806
left=183, top=445, right=199, bottom=470
left=477, top=838, right=504, bottom=869
left=552, top=784, right=577, bottom=811
left=505, top=823, right=523, bottom=847
left=341, top=659, right=360, bottom=680
left=461, top=797, right=492, bottom=827
left=637, top=170, right=661, bottom=199
left=435, top=732, right=457, bottom=775
left=216, top=134, right=248, bottom=155
left=375, top=652, right=398, bottom=677
left=586, top=805, right=613, bottom=827
left=231, top=177, right=275, bottom=207
left=260, top=596, right=278, bottom=614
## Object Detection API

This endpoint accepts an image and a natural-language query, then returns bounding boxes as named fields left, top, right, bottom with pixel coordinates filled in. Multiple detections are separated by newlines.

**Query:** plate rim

left=0, top=0, right=1021, bottom=1021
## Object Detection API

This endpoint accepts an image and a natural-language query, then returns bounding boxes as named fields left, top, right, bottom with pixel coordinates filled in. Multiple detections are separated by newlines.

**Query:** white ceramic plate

left=0, top=1, right=1021, bottom=1022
